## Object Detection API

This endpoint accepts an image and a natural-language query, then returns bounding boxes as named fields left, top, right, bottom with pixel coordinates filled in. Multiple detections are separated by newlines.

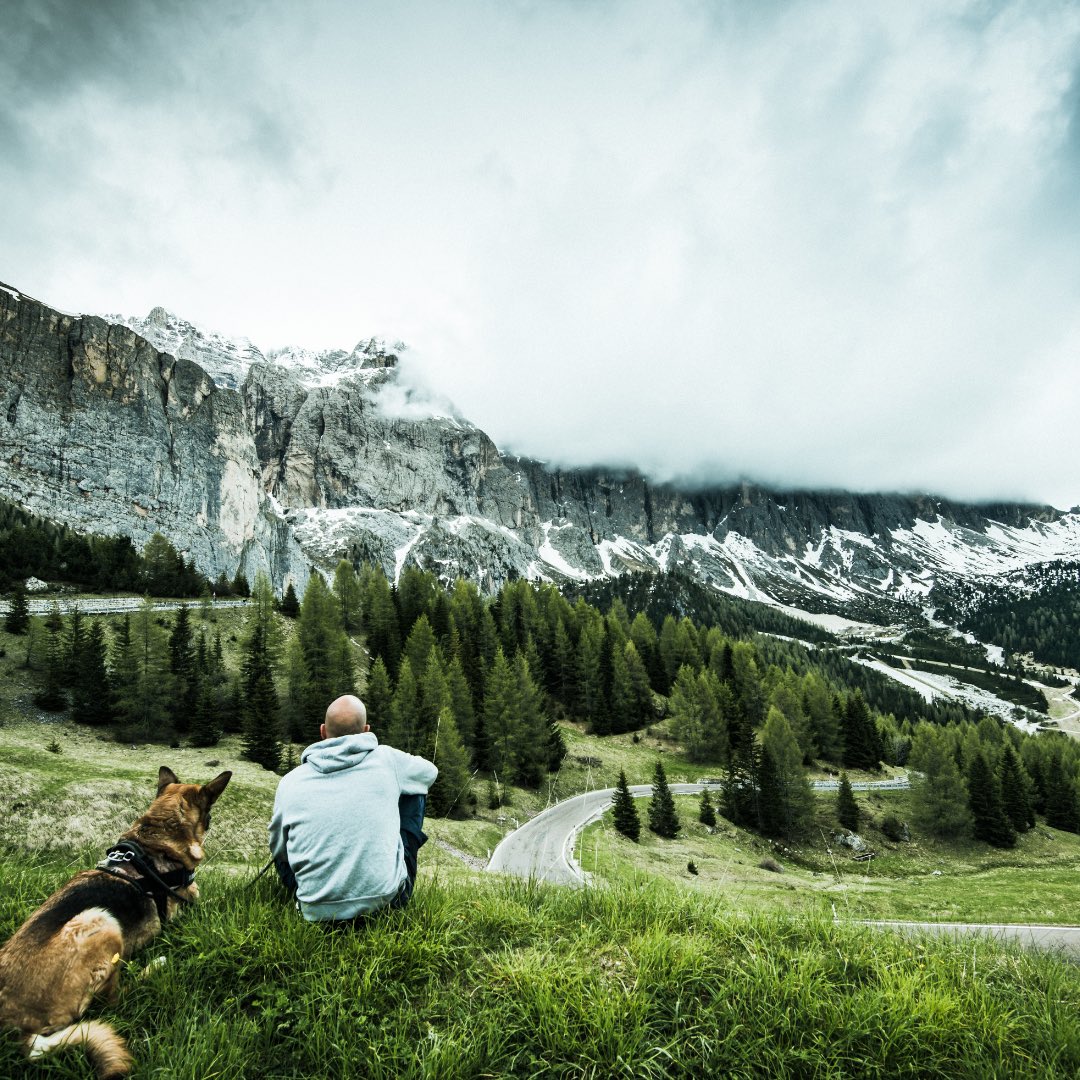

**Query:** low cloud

left=5, top=0, right=1080, bottom=508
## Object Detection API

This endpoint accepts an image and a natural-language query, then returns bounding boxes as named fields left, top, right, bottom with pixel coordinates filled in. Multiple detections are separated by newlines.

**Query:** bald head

left=322, top=695, right=369, bottom=739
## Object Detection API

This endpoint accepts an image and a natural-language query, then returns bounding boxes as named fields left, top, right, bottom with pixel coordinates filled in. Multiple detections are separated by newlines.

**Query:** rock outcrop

left=0, top=284, right=308, bottom=592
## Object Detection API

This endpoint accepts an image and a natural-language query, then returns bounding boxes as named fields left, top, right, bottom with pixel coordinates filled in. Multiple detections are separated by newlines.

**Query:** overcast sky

left=3, top=0, right=1080, bottom=509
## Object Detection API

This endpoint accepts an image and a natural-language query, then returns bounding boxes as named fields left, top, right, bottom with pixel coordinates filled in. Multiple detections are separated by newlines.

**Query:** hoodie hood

left=301, top=732, right=379, bottom=774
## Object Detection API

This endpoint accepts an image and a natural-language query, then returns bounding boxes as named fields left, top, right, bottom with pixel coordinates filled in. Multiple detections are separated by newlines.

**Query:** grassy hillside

left=1, top=859, right=1077, bottom=1078
left=3, top=600, right=1080, bottom=1077
left=1, top=707, right=1079, bottom=1075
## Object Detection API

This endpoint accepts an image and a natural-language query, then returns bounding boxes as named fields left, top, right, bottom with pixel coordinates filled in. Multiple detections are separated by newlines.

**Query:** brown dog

left=0, top=766, right=231, bottom=1079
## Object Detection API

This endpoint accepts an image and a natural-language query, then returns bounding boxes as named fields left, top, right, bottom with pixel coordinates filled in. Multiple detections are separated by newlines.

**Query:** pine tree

left=699, top=788, right=717, bottom=827
left=836, top=771, right=859, bottom=831
left=62, top=608, right=85, bottom=689
left=575, top=622, right=607, bottom=733
left=34, top=623, right=67, bottom=711
left=332, top=559, right=362, bottom=632
left=999, top=743, right=1036, bottom=833
left=189, top=635, right=222, bottom=747
left=445, top=655, right=476, bottom=755
left=109, top=614, right=138, bottom=717
left=648, top=760, right=680, bottom=839
left=416, top=653, right=449, bottom=761
left=760, top=706, right=814, bottom=837
left=803, top=672, right=843, bottom=763
left=404, top=614, right=438, bottom=679
left=545, top=716, right=567, bottom=773
left=427, top=706, right=472, bottom=819
left=5, top=581, right=30, bottom=634
left=280, top=582, right=300, bottom=618
left=72, top=620, right=113, bottom=726
left=242, top=619, right=282, bottom=771
left=842, top=691, right=882, bottom=771
left=908, top=726, right=973, bottom=839
left=730, top=642, right=766, bottom=732
left=612, top=769, right=641, bottom=841
left=622, top=641, right=655, bottom=729
left=657, top=615, right=681, bottom=693
left=512, top=651, right=550, bottom=787
left=297, top=572, right=351, bottom=730
left=231, top=569, right=251, bottom=598
left=630, top=612, right=663, bottom=691
left=388, top=657, right=422, bottom=753
left=1043, top=753, right=1080, bottom=833
left=362, top=568, right=402, bottom=677
left=722, top=740, right=761, bottom=829
left=670, top=666, right=728, bottom=764
left=967, top=750, right=1016, bottom=848
left=756, top=748, right=786, bottom=838
left=168, top=604, right=197, bottom=733
left=112, top=600, right=173, bottom=735
left=364, top=656, right=395, bottom=735
left=281, top=635, right=311, bottom=743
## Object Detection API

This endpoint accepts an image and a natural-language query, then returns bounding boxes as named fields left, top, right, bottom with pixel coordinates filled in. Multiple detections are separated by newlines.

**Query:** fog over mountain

left=3, top=1, right=1079, bottom=508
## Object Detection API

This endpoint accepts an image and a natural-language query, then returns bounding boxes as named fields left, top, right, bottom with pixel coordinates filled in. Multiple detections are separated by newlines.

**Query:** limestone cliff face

left=0, top=284, right=308, bottom=591
left=1, top=282, right=1073, bottom=620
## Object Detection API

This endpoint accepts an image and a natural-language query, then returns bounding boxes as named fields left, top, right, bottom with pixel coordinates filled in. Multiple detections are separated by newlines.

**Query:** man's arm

left=267, top=789, right=288, bottom=859
left=390, top=747, right=438, bottom=794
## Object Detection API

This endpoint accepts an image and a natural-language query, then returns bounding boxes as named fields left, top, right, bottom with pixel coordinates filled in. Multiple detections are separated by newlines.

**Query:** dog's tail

left=25, top=1020, right=133, bottom=1078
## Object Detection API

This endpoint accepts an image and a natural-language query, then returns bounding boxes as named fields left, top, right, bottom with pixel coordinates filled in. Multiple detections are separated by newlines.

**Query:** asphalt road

left=0, top=596, right=250, bottom=615
left=862, top=920, right=1080, bottom=957
left=487, top=783, right=705, bottom=885
left=486, top=780, right=1080, bottom=959
left=487, top=778, right=909, bottom=886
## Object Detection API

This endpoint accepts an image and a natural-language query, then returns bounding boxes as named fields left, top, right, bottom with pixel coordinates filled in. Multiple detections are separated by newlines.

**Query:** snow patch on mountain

left=108, top=308, right=404, bottom=393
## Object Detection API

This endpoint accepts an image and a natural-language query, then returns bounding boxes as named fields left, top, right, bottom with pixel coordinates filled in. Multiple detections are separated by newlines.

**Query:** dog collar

left=97, top=840, right=196, bottom=921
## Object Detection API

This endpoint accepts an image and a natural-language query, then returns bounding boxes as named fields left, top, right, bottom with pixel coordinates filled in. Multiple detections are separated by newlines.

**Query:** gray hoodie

left=268, top=732, right=438, bottom=921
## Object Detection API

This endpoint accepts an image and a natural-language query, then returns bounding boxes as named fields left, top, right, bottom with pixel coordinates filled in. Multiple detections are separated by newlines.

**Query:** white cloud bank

left=3, top=0, right=1080, bottom=507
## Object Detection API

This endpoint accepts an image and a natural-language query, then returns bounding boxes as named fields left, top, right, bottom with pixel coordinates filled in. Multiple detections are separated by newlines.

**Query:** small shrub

left=45, top=738, right=62, bottom=754
left=687, top=860, right=698, bottom=875
left=758, top=857, right=783, bottom=874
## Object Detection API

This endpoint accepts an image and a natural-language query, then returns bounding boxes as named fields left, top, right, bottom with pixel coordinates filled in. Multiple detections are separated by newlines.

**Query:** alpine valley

left=2, top=280, right=1079, bottom=728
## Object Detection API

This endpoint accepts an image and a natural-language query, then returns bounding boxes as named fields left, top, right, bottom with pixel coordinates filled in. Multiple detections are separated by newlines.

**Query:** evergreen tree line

left=937, top=561, right=1080, bottom=671
left=906, top=716, right=1080, bottom=846
left=0, top=495, right=247, bottom=599
left=575, top=569, right=981, bottom=730
left=13, top=555, right=1080, bottom=841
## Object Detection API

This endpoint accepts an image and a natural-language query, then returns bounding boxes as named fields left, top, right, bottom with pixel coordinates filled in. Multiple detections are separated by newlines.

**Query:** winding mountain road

left=486, top=778, right=1080, bottom=959
left=487, top=776, right=908, bottom=886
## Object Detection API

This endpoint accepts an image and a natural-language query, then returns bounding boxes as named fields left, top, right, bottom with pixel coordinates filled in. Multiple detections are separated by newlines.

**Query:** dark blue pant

left=274, top=793, right=428, bottom=912
left=390, top=792, right=428, bottom=909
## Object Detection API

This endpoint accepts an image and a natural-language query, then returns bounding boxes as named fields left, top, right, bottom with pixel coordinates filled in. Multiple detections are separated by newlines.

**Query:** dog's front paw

left=182, top=881, right=200, bottom=901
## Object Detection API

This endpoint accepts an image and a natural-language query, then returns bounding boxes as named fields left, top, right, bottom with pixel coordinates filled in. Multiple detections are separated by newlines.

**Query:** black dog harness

left=95, top=839, right=196, bottom=921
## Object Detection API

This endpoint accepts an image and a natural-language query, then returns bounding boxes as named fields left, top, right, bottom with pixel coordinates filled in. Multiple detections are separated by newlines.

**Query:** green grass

left=1, top=714, right=1078, bottom=923
left=2, top=626, right=1080, bottom=1075
left=579, top=787, right=1080, bottom=924
left=0, top=862, right=1077, bottom=1079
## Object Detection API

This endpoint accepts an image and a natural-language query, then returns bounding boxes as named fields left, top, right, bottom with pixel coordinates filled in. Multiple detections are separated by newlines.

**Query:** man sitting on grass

left=269, top=694, right=438, bottom=922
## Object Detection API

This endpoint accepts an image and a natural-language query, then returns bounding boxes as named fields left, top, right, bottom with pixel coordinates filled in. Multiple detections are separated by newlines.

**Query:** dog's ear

left=200, top=771, right=232, bottom=808
left=157, top=766, right=180, bottom=795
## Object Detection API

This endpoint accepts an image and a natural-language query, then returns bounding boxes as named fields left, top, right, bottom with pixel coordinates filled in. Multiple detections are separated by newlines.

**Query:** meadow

left=0, top=717, right=1078, bottom=1077
left=2, top=605, right=1080, bottom=1077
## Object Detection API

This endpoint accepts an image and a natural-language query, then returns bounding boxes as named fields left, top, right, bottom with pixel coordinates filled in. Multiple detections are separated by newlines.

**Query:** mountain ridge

left=1, top=280, right=1077, bottom=636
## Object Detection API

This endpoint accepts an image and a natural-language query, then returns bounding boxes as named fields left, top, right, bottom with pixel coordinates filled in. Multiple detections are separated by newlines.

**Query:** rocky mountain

left=3, top=281, right=1079, bottom=639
